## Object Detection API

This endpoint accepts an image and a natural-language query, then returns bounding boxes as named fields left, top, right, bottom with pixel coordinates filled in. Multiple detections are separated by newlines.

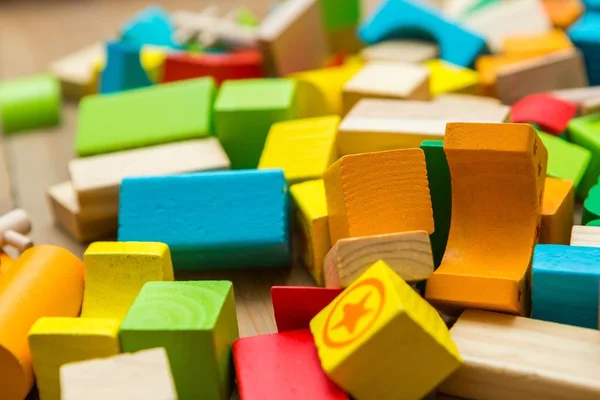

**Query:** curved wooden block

left=0, top=246, right=83, bottom=400
left=425, top=123, right=547, bottom=315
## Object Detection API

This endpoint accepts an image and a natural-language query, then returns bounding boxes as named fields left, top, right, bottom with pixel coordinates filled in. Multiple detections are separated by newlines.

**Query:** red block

left=271, top=286, right=343, bottom=332
left=234, top=329, right=349, bottom=400
left=510, top=93, right=577, bottom=134
left=162, top=50, right=264, bottom=85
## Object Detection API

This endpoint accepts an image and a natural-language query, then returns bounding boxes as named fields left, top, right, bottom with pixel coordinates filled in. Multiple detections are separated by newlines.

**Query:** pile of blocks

left=3, top=0, right=600, bottom=399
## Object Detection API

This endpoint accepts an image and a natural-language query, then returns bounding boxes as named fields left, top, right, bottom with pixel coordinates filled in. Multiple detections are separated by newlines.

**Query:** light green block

left=320, top=0, right=360, bottom=32
left=215, top=79, right=297, bottom=169
left=76, top=77, right=215, bottom=157
left=119, top=281, right=239, bottom=400
left=0, top=74, right=61, bottom=134
left=568, top=114, right=600, bottom=197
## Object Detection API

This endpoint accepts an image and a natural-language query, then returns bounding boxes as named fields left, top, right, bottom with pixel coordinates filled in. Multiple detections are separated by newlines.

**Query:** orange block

left=503, top=30, right=572, bottom=57
left=543, top=0, right=583, bottom=29
left=0, top=253, right=14, bottom=276
left=476, top=54, right=534, bottom=97
left=323, top=148, right=434, bottom=245
left=0, top=246, right=84, bottom=400
left=540, top=177, right=574, bottom=245
left=425, top=123, right=547, bottom=316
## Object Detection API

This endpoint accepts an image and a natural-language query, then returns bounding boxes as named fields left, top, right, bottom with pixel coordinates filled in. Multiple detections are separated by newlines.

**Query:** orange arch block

left=0, top=246, right=84, bottom=400
left=425, top=123, right=547, bottom=316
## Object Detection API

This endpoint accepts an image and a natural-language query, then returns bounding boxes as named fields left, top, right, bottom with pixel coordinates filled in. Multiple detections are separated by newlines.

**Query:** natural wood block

left=49, top=42, right=103, bottom=99
left=495, top=48, right=588, bottom=105
left=311, top=260, right=462, bottom=400
left=259, top=0, right=328, bottom=76
left=0, top=246, right=83, bottom=400
left=552, top=85, right=600, bottom=104
left=324, top=148, right=434, bottom=244
left=537, top=131, right=590, bottom=193
left=69, top=138, right=230, bottom=216
left=81, top=242, right=174, bottom=320
left=503, top=29, right=573, bottom=57
left=425, top=123, right=547, bottom=315
left=120, top=281, right=239, bottom=400
left=360, top=40, right=439, bottom=63
left=440, top=309, right=600, bottom=400
left=60, top=348, right=177, bottom=400
left=29, top=317, right=121, bottom=400
left=290, top=180, right=331, bottom=285
left=258, top=116, right=339, bottom=184
left=532, top=244, right=600, bottom=328
left=271, top=286, right=343, bottom=332
left=342, top=61, right=430, bottom=114
left=510, top=93, right=578, bottom=134
left=325, top=231, right=434, bottom=288
left=571, top=225, right=600, bottom=247
left=581, top=95, right=600, bottom=115
left=569, top=114, right=600, bottom=197
left=543, top=0, right=583, bottom=28
left=424, top=59, right=481, bottom=96
left=540, top=177, right=574, bottom=245
left=475, top=54, right=535, bottom=96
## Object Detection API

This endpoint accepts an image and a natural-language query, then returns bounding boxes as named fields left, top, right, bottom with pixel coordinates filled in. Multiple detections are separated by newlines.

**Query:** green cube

left=119, top=281, right=239, bottom=400
left=76, top=77, right=215, bottom=156
left=215, top=79, right=298, bottom=169
left=320, top=0, right=360, bottom=32
left=567, top=115, right=600, bottom=196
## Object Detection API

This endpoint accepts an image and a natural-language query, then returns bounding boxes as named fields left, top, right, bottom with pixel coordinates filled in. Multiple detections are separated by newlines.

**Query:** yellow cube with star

left=258, top=116, right=339, bottom=184
left=310, top=260, right=462, bottom=400
left=425, top=59, right=482, bottom=96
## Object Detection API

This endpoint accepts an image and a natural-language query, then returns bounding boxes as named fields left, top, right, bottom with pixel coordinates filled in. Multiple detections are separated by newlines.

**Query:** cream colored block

left=360, top=40, right=439, bottom=63
left=570, top=225, right=600, bottom=248
left=49, top=43, right=104, bottom=99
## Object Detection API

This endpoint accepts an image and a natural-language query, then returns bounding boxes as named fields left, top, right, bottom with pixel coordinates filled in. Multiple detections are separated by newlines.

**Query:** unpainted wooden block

left=571, top=225, right=600, bottom=247
left=360, top=40, right=439, bottom=63
left=540, top=177, right=574, bottom=245
left=49, top=42, right=104, bottom=99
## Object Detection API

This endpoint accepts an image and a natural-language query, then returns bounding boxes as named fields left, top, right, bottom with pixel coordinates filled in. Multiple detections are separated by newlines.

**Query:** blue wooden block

left=121, top=5, right=182, bottom=49
left=583, top=0, right=600, bottom=10
left=118, top=170, right=290, bottom=270
left=359, top=0, right=487, bottom=67
left=569, top=12, right=600, bottom=86
left=100, top=41, right=153, bottom=95
left=532, top=244, right=600, bottom=329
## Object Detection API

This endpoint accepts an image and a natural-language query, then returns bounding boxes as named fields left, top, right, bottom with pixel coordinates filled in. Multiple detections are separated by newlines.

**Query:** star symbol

left=533, top=140, right=538, bottom=156
left=333, top=291, right=373, bottom=334
left=538, top=162, right=542, bottom=176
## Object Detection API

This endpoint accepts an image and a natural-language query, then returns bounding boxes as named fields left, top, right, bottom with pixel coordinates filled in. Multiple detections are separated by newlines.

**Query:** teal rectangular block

left=118, top=169, right=290, bottom=270
left=532, top=244, right=600, bottom=329
left=120, top=281, right=239, bottom=400
left=215, top=79, right=298, bottom=169
left=76, top=77, right=215, bottom=156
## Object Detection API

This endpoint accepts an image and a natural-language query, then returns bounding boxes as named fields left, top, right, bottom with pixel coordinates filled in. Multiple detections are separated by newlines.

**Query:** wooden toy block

left=540, top=177, right=574, bottom=245
left=342, top=61, right=430, bottom=114
left=76, top=77, right=215, bottom=157
left=311, top=260, right=462, bottom=399
left=510, top=93, right=578, bottom=134
left=502, top=29, right=572, bottom=57
left=326, top=25, right=364, bottom=54
left=537, top=131, right=590, bottom=193
left=421, top=140, right=451, bottom=267
left=495, top=48, right=588, bottom=105
left=359, top=0, right=486, bottom=67
left=440, top=309, right=600, bottom=400
left=47, top=181, right=117, bottom=242
left=49, top=42, right=104, bottom=99
left=29, top=317, right=121, bottom=400
left=94, top=45, right=168, bottom=84
left=552, top=85, right=600, bottom=104
left=162, top=51, right=263, bottom=85
left=259, top=0, right=328, bottom=76
left=360, top=40, right=439, bottom=63
left=0, top=74, right=61, bottom=134
left=588, top=219, right=600, bottom=227
left=69, top=138, right=230, bottom=219
left=0, top=252, right=14, bottom=276
left=532, top=244, right=600, bottom=328
left=289, top=179, right=331, bottom=285
left=571, top=225, right=600, bottom=247
left=120, top=281, right=239, bottom=400
left=583, top=184, right=600, bottom=225
left=337, top=97, right=509, bottom=156
left=424, top=59, right=481, bottom=96
left=324, top=148, right=434, bottom=244
left=121, top=6, right=181, bottom=49
left=271, top=286, right=343, bottom=332
left=81, top=242, right=174, bottom=320
left=99, top=40, right=153, bottom=94
left=234, top=329, right=348, bottom=400
left=475, top=54, right=534, bottom=96
left=461, top=0, right=551, bottom=53
left=320, top=0, right=360, bottom=33
left=568, top=114, right=600, bottom=197
left=258, top=116, right=338, bottom=183
left=568, top=12, right=600, bottom=86
left=581, top=95, right=600, bottom=115
left=215, top=79, right=297, bottom=169
left=60, top=348, right=177, bottom=400
left=0, top=246, right=83, bottom=400
left=543, top=0, right=583, bottom=29
left=425, top=123, right=547, bottom=316
left=119, top=170, right=289, bottom=270
left=325, top=230, right=434, bottom=288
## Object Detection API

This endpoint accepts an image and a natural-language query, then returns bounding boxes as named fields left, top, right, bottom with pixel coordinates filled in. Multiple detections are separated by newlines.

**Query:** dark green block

left=583, top=184, right=600, bottom=225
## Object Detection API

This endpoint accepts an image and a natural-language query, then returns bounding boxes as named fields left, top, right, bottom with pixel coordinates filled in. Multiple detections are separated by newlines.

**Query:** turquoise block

left=568, top=13, right=600, bottom=86
left=359, top=0, right=487, bottom=67
left=100, top=41, right=153, bottom=94
left=118, top=170, right=290, bottom=270
left=121, top=5, right=182, bottom=49
left=532, top=244, right=600, bottom=329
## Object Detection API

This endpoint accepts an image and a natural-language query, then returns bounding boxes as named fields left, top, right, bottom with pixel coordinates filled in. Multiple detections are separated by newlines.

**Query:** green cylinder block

left=0, top=74, right=61, bottom=134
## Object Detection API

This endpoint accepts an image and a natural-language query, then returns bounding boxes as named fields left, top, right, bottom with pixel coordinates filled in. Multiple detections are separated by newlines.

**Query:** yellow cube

left=425, top=59, right=482, bottom=96
left=290, top=179, right=331, bottom=286
left=258, top=116, right=339, bottom=184
left=310, top=260, right=462, bottom=400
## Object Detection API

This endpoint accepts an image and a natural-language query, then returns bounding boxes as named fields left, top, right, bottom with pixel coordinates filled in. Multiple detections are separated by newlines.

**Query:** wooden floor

left=0, top=0, right=315, bottom=338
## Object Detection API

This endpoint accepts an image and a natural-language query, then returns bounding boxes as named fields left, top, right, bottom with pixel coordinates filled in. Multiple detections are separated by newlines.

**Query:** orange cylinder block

left=0, top=245, right=84, bottom=400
